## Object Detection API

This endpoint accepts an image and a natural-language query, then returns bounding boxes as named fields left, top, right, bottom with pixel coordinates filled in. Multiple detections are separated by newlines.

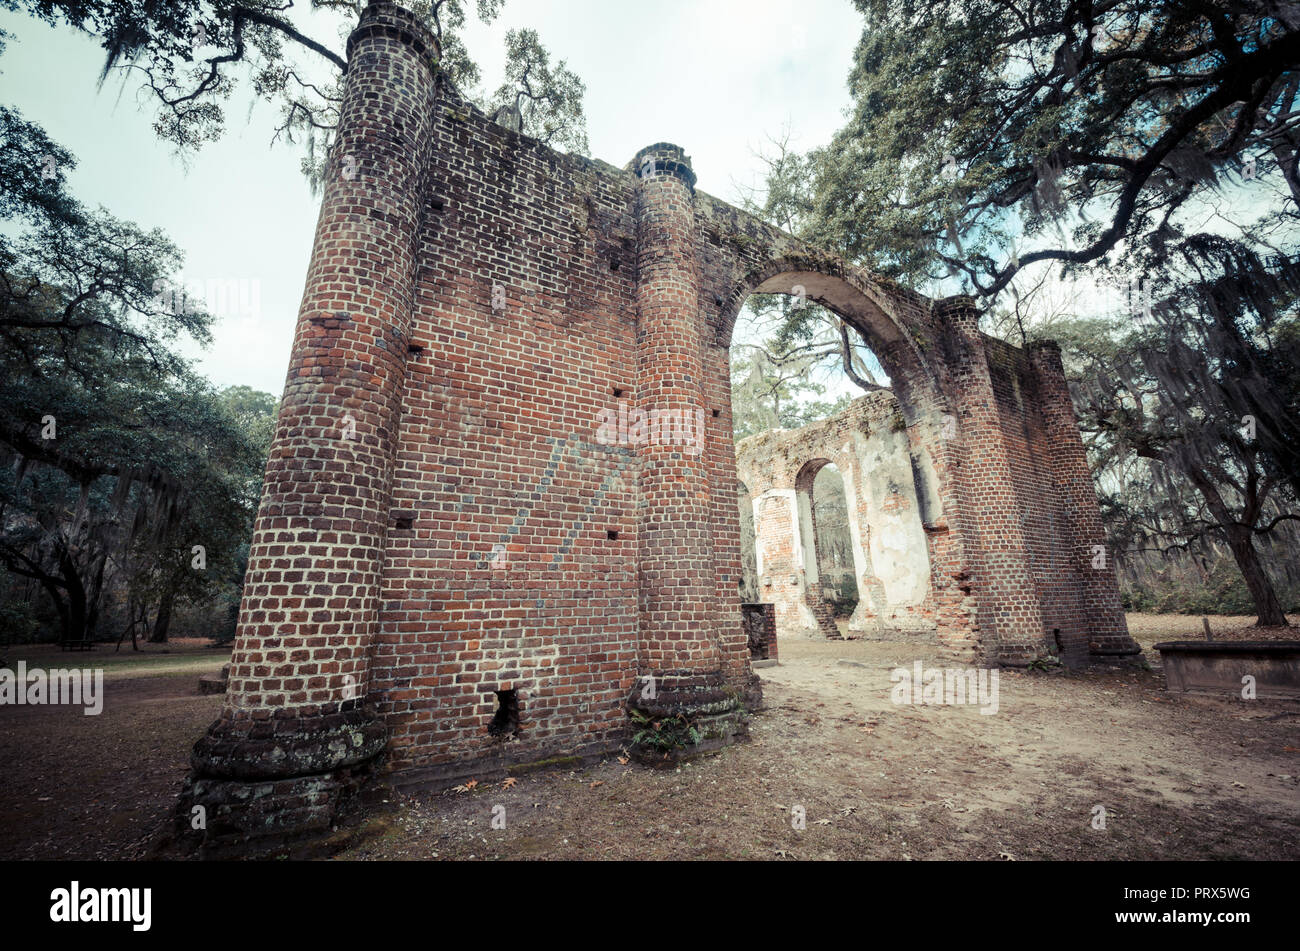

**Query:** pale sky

left=0, top=1, right=865, bottom=397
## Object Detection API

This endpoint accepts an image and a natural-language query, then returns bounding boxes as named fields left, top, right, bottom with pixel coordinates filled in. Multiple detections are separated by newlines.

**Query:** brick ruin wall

left=737, top=344, right=1138, bottom=662
left=178, top=2, right=1141, bottom=851
left=737, top=391, right=939, bottom=642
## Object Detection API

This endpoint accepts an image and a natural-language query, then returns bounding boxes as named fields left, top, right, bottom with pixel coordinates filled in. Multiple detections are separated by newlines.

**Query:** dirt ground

left=1, top=617, right=1297, bottom=861
left=336, top=615, right=1299, bottom=861
left=0, top=639, right=226, bottom=860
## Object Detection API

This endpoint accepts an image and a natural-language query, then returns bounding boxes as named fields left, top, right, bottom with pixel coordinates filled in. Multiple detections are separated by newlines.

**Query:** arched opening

left=738, top=480, right=760, bottom=603
left=811, top=463, right=859, bottom=621
left=717, top=259, right=947, bottom=429
left=794, top=459, right=852, bottom=638
left=722, top=258, right=950, bottom=644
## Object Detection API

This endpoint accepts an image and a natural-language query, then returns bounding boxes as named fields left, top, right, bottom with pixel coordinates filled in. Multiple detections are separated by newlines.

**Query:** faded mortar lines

left=467, top=431, right=638, bottom=576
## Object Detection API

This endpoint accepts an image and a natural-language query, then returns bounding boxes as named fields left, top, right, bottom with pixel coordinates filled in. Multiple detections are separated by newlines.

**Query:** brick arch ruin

left=738, top=389, right=941, bottom=641
left=178, top=1, right=1141, bottom=852
left=738, top=393, right=939, bottom=644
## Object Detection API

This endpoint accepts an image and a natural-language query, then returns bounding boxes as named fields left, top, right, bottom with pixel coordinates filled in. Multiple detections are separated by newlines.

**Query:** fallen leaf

left=590, top=780, right=604, bottom=788
left=501, top=777, right=517, bottom=789
left=617, top=756, right=629, bottom=765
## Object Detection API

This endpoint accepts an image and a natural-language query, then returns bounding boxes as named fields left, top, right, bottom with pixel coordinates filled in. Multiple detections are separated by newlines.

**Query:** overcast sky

left=0, top=1, right=865, bottom=397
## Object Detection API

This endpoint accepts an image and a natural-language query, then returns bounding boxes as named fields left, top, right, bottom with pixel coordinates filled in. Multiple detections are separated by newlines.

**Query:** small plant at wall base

left=629, top=711, right=700, bottom=755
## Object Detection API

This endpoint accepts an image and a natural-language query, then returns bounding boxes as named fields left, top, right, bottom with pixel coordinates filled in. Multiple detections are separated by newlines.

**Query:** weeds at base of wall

left=630, top=710, right=700, bottom=754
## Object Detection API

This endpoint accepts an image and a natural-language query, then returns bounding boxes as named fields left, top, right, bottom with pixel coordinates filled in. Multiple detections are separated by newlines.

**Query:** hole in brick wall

left=395, top=516, right=413, bottom=530
left=610, top=257, right=621, bottom=272
left=712, top=408, right=721, bottom=418
left=613, top=387, right=625, bottom=398
left=1052, top=629, right=1064, bottom=653
left=607, top=529, right=619, bottom=540
left=488, top=689, right=519, bottom=736
left=407, top=343, right=425, bottom=355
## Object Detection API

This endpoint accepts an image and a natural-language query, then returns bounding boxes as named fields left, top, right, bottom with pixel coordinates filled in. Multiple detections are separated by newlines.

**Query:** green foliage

left=730, top=337, right=853, bottom=440
left=0, top=566, right=41, bottom=645
left=1119, top=548, right=1300, bottom=615
left=0, top=112, right=275, bottom=644
left=487, top=27, right=589, bottom=154
left=822, top=574, right=859, bottom=618
left=808, top=1, right=1300, bottom=294
left=2, top=0, right=589, bottom=189
left=0, top=106, right=212, bottom=372
left=1046, top=262, right=1300, bottom=624
left=408, top=0, right=506, bottom=90
left=629, top=711, right=700, bottom=753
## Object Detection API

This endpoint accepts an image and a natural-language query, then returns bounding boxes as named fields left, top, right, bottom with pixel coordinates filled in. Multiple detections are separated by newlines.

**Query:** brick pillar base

left=174, top=704, right=387, bottom=857
left=626, top=671, right=750, bottom=766
left=627, top=143, right=751, bottom=759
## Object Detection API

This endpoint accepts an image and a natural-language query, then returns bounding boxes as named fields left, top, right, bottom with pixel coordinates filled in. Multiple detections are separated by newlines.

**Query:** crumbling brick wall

left=180, top=1, right=1140, bottom=850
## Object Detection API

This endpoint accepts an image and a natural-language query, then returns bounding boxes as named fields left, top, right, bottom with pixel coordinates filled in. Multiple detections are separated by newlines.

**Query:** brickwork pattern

left=181, top=0, right=1138, bottom=850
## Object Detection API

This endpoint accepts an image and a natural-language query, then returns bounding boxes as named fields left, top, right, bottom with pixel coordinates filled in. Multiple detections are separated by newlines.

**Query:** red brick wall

left=194, top=2, right=1138, bottom=824
left=368, top=88, right=647, bottom=785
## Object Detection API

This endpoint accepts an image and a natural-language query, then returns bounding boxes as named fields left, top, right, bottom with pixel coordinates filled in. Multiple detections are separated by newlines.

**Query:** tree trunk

left=59, top=549, right=88, bottom=645
left=82, top=548, right=108, bottom=643
left=149, top=584, right=176, bottom=643
left=1183, top=467, right=1290, bottom=628
left=1225, top=526, right=1290, bottom=627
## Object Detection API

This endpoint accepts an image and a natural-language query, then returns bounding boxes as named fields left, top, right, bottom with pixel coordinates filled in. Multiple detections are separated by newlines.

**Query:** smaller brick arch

left=738, top=393, right=940, bottom=645
left=793, top=457, right=845, bottom=639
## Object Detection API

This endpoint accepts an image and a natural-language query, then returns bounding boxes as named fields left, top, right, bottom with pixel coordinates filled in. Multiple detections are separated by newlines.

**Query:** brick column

left=702, top=339, right=761, bottom=703
left=1029, top=342, right=1141, bottom=660
left=180, top=1, right=439, bottom=852
left=626, top=144, right=743, bottom=756
left=939, top=296, right=1048, bottom=665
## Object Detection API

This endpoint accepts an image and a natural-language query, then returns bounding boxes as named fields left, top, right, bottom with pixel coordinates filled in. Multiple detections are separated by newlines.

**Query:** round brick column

left=180, top=1, right=439, bottom=852
left=1028, top=342, right=1142, bottom=661
left=626, top=144, right=742, bottom=755
left=939, top=295, right=1050, bottom=665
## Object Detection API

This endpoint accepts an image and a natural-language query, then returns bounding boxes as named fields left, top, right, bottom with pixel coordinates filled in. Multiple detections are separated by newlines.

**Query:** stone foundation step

left=198, top=662, right=230, bottom=695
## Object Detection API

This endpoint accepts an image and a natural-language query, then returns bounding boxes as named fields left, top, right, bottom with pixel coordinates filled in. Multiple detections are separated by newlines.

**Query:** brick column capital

left=348, top=1, right=441, bottom=75
left=629, top=142, right=698, bottom=191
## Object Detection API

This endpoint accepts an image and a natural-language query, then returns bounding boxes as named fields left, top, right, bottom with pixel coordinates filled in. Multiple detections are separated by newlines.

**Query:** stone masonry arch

left=793, top=458, right=843, bottom=640
left=178, top=2, right=1142, bottom=854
